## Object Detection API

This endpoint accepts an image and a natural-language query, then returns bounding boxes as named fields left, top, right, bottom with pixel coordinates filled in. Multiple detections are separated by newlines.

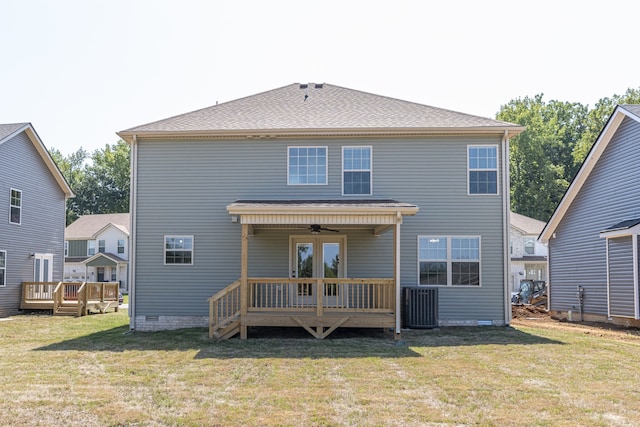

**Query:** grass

left=1, top=313, right=640, bottom=426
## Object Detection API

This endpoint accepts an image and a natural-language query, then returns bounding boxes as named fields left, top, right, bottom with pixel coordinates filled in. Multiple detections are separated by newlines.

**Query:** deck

left=209, top=278, right=395, bottom=339
left=21, top=282, right=121, bottom=316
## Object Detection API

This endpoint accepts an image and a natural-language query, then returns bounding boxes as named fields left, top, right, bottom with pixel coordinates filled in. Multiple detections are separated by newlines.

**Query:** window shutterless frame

left=467, top=145, right=499, bottom=195
left=287, top=146, right=328, bottom=185
left=164, top=235, right=194, bottom=265
left=9, top=188, right=22, bottom=225
left=0, top=250, right=6, bottom=287
left=417, top=235, right=482, bottom=286
left=342, top=146, right=372, bottom=195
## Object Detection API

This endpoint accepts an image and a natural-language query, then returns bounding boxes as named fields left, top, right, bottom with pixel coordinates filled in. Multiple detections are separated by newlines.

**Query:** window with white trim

left=164, top=235, right=194, bottom=265
left=98, top=240, right=106, bottom=253
left=343, top=146, right=372, bottom=195
left=9, top=189, right=21, bottom=224
left=419, top=236, right=481, bottom=286
left=468, top=145, right=498, bottom=194
left=524, top=238, right=535, bottom=255
left=288, top=146, right=327, bottom=185
left=117, top=239, right=125, bottom=254
left=64, top=241, right=69, bottom=257
left=0, top=250, right=6, bottom=286
left=87, top=241, right=96, bottom=256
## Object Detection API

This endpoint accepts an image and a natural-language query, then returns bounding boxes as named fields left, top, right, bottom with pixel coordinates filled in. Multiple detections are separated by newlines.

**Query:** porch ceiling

left=227, top=199, right=419, bottom=235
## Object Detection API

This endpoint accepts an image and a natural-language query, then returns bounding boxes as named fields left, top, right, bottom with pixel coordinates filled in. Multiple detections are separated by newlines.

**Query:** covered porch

left=209, top=200, right=418, bottom=339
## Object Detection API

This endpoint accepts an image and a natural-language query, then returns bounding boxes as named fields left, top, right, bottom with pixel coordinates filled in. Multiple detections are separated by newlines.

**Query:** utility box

left=402, top=287, right=438, bottom=328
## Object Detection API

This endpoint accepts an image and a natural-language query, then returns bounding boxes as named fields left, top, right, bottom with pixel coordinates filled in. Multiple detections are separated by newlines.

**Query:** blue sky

left=1, top=0, right=639, bottom=155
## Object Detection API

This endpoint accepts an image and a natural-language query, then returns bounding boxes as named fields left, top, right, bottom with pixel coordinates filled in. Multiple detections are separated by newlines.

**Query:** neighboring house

left=0, top=123, right=74, bottom=316
left=540, top=105, right=640, bottom=326
left=510, top=211, right=547, bottom=292
left=118, top=83, right=524, bottom=336
left=64, top=213, right=130, bottom=292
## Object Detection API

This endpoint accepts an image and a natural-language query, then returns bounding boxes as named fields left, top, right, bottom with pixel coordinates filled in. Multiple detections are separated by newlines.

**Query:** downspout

left=128, top=135, right=138, bottom=330
left=634, top=235, right=639, bottom=319
left=502, top=131, right=512, bottom=326
left=395, top=211, right=402, bottom=336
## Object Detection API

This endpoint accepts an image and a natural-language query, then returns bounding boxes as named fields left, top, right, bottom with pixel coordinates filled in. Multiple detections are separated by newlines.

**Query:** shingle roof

left=65, top=213, right=130, bottom=239
left=119, top=83, right=524, bottom=138
left=0, top=123, right=28, bottom=142
left=601, top=217, right=640, bottom=233
left=510, top=212, right=546, bottom=235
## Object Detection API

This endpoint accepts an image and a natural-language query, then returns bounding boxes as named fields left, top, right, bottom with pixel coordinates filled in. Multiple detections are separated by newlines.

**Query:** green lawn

left=1, top=311, right=639, bottom=426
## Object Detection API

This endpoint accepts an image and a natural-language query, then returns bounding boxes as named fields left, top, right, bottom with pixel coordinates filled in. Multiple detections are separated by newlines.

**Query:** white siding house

left=64, top=213, right=130, bottom=292
left=510, top=212, right=547, bottom=293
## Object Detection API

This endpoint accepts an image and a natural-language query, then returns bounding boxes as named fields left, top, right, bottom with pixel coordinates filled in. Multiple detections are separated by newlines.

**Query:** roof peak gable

left=118, top=83, right=524, bottom=141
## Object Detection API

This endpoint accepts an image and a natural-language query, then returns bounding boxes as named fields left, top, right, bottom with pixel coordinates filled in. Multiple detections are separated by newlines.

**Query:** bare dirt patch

left=511, top=304, right=640, bottom=341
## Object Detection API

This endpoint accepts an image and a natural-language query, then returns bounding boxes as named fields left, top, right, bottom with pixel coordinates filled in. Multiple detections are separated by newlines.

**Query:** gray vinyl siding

left=549, top=116, right=640, bottom=316
left=607, top=236, right=635, bottom=317
left=67, top=240, right=87, bottom=257
left=0, top=131, right=67, bottom=315
left=133, top=135, right=506, bottom=322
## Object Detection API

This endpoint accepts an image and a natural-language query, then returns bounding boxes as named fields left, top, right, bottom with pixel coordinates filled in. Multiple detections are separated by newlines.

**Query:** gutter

left=117, top=126, right=526, bottom=144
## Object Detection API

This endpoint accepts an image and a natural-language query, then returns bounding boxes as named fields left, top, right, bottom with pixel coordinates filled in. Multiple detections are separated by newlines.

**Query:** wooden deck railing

left=21, top=282, right=120, bottom=316
left=209, top=278, right=395, bottom=338
left=208, top=280, right=241, bottom=338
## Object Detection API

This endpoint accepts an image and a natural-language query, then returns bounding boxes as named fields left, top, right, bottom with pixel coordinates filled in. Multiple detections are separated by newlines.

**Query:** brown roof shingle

left=65, top=213, right=130, bottom=239
left=119, top=83, right=524, bottom=138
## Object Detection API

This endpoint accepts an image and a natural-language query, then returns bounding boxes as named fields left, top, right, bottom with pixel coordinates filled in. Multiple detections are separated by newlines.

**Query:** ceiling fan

left=308, top=224, right=339, bottom=234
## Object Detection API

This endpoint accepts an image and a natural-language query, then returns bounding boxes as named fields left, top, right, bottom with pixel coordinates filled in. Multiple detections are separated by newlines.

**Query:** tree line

left=50, top=140, right=130, bottom=225
left=50, top=87, right=640, bottom=225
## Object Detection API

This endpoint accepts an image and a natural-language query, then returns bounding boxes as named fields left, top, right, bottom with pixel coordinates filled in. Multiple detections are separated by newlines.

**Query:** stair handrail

left=209, top=279, right=241, bottom=338
left=52, top=282, right=63, bottom=314
left=77, top=282, right=87, bottom=317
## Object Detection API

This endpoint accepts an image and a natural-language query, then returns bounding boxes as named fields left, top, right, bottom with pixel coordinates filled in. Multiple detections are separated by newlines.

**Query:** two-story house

left=0, top=123, right=73, bottom=316
left=64, top=213, right=130, bottom=292
left=510, top=211, right=547, bottom=293
left=540, top=105, right=640, bottom=326
left=117, top=83, right=524, bottom=338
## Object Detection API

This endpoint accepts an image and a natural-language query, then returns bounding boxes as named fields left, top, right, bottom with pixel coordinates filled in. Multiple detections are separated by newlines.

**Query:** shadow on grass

left=34, top=325, right=563, bottom=359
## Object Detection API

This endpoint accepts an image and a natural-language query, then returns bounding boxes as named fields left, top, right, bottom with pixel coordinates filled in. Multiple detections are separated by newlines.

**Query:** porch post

left=240, top=223, right=249, bottom=339
left=394, top=215, right=402, bottom=337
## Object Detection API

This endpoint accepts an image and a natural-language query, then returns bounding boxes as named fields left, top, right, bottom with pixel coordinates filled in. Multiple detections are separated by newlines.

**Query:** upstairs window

left=9, top=189, right=21, bottom=225
left=288, top=147, right=327, bottom=185
left=64, top=241, right=69, bottom=257
left=98, top=240, right=106, bottom=253
left=419, top=236, right=481, bottom=286
left=343, top=146, right=372, bottom=195
left=0, top=250, right=6, bottom=287
left=468, top=146, right=498, bottom=194
left=87, top=241, right=96, bottom=256
left=165, top=236, right=194, bottom=265
left=117, top=240, right=125, bottom=254
left=524, top=238, right=535, bottom=255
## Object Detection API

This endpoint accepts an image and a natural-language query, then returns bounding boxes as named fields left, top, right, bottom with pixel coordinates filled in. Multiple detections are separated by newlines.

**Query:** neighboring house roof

left=118, top=83, right=525, bottom=141
left=66, top=213, right=130, bottom=239
left=510, top=211, right=546, bottom=235
left=84, top=252, right=128, bottom=266
left=540, top=105, right=640, bottom=243
left=0, top=122, right=74, bottom=198
left=601, top=217, right=640, bottom=233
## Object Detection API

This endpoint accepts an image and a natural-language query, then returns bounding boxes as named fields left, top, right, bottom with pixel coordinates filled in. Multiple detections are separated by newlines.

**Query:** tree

left=49, top=147, right=88, bottom=224
left=572, top=88, right=640, bottom=166
left=497, top=95, right=578, bottom=221
left=51, top=141, right=130, bottom=224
